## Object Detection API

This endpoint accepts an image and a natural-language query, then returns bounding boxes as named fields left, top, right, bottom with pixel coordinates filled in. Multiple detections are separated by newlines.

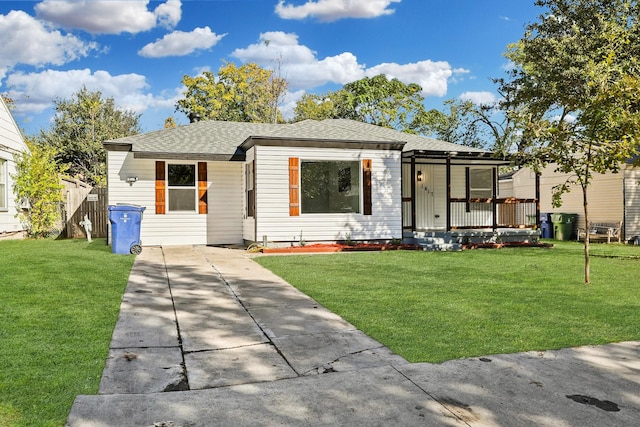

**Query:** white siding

left=624, top=166, right=640, bottom=239
left=509, top=165, right=626, bottom=233
left=254, top=145, right=402, bottom=243
left=207, top=162, right=243, bottom=245
left=242, top=148, right=256, bottom=242
left=107, top=151, right=245, bottom=246
left=0, top=97, right=28, bottom=237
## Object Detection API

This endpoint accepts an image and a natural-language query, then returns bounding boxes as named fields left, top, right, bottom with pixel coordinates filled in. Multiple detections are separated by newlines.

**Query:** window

left=469, top=168, right=493, bottom=199
left=155, top=161, right=207, bottom=214
left=301, top=160, right=360, bottom=214
left=168, top=164, right=196, bottom=211
left=246, top=161, right=255, bottom=217
left=0, top=159, right=6, bottom=210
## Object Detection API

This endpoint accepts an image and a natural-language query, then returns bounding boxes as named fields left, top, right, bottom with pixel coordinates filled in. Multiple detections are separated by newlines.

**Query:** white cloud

left=0, top=10, right=98, bottom=83
left=139, top=27, right=226, bottom=58
left=459, top=91, right=497, bottom=106
left=232, top=32, right=364, bottom=88
left=35, top=0, right=182, bottom=34
left=366, top=61, right=453, bottom=97
left=232, top=31, right=454, bottom=96
left=275, top=0, right=401, bottom=22
left=552, top=113, right=576, bottom=123
left=154, top=0, right=182, bottom=29
left=501, top=61, right=516, bottom=71
left=5, top=69, right=172, bottom=116
left=280, top=89, right=306, bottom=121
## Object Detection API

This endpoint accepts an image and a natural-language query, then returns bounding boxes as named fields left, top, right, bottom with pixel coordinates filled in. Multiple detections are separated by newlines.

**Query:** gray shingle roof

left=104, top=119, right=490, bottom=158
left=326, top=119, right=489, bottom=154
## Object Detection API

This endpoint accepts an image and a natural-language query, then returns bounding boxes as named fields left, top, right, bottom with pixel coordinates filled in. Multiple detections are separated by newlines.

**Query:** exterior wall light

left=417, top=170, right=423, bottom=182
left=125, top=176, right=138, bottom=185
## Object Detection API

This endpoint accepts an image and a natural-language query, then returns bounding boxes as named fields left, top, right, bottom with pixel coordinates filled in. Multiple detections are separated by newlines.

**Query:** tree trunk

left=582, top=184, right=590, bottom=284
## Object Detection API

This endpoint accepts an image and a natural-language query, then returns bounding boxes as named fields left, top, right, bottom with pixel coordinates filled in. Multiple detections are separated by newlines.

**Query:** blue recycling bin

left=540, top=213, right=553, bottom=239
left=108, top=205, right=145, bottom=254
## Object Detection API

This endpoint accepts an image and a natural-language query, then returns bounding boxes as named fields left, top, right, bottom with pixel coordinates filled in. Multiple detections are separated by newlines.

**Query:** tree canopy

left=176, top=62, right=288, bottom=124
left=35, top=87, right=140, bottom=186
left=423, top=95, right=529, bottom=153
left=502, top=0, right=640, bottom=283
left=293, top=74, right=432, bottom=134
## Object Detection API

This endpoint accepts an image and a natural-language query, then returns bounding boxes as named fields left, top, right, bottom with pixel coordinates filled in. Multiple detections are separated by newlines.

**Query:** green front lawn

left=255, top=241, right=640, bottom=363
left=0, top=238, right=134, bottom=427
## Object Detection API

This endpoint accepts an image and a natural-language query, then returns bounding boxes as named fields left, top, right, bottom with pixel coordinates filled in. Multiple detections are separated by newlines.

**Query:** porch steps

left=408, top=228, right=541, bottom=251
left=411, top=233, right=463, bottom=252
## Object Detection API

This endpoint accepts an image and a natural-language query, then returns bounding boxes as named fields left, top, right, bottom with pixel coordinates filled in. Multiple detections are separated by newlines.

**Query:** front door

left=415, top=165, right=436, bottom=229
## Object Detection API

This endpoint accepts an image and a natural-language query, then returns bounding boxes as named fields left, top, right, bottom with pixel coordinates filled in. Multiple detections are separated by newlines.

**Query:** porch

left=401, top=151, right=541, bottom=250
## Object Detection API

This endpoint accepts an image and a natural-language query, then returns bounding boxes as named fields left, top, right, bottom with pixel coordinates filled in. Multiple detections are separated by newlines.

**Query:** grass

left=255, top=240, right=640, bottom=363
left=0, top=238, right=134, bottom=427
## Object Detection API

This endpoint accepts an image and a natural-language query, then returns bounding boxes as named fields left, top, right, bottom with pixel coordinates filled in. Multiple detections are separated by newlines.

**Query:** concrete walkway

left=67, top=246, right=640, bottom=426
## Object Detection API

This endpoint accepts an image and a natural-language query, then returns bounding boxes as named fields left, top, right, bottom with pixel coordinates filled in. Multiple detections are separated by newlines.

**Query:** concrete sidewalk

left=67, top=246, right=640, bottom=426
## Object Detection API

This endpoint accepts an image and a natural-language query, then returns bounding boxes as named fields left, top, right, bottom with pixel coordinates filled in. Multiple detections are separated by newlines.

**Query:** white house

left=0, top=96, right=28, bottom=239
left=104, top=119, right=520, bottom=249
left=500, top=163, right=640, bottom=241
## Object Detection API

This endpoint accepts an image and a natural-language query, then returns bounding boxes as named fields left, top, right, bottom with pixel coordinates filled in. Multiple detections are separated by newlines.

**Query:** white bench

left=577, top=221, right=622, bottom=243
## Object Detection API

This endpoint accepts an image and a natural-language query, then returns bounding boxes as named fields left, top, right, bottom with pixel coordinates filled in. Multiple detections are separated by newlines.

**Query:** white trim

left=166, top=161, right=198, bottom=213
left=299, top=159, right=363, bottom=215
left=0, top=158, right=7, bottom=211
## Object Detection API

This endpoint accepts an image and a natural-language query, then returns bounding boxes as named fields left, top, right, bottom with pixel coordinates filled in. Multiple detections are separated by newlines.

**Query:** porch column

left=410, top=157, right=416, bottom=231
left=492, top=167, right=498, bottom=231
left=535, top=172, right=541, bottom=229
left=446, top=156, right=451, bottom=231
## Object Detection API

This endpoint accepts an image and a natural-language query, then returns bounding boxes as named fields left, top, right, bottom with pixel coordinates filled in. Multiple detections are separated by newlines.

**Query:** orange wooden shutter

left=363, top=159, right=372, bottom=216
left=155, top=161, right=166, bottom=214
left=289, top=157, right=300, bottom=216
left=198, top=162, right=208, bottom=214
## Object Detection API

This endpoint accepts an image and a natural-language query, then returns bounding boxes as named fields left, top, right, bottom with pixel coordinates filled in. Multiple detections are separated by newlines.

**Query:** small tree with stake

left=12, top=139, right=66, bottom=238
left=501, top=0, right=640, bottom=283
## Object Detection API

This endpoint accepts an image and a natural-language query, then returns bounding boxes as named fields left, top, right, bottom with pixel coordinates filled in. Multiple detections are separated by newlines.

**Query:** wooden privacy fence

left=63, top=183, right=108, bottom=238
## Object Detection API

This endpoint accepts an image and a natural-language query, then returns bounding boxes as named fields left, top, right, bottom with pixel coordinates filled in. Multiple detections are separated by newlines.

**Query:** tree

left=2, top=93, right=15, bottom=110
left=425, top=96, right=528, bottom=153
left=12, top=138, right=66, bottom=238
left=164, top=116, right=178, bottom=129
left=502, top=0, right=640, bottom=283
left=293, top=74, right=432, bottom=134
left=425, top=100, right=487, bottom=149
left=176, top=62, right=289, bottom=124
left=292, top=90, right=356, bottom=122
left=37, top=87, right=140, bottom=186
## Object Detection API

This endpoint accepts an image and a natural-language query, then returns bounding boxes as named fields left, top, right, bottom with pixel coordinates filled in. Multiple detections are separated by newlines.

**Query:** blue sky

left=0, top=0, right=542, bottom=135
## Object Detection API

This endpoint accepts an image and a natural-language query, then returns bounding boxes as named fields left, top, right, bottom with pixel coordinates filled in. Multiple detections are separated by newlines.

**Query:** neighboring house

left=0, top=96, right=28, bottom=239
left=500, top=163, right=640, bottom=241
left=105, top=119, right=529, bottom=247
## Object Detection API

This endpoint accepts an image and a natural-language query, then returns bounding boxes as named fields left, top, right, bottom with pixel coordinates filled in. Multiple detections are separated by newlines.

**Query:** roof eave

left=103, top=142, right=132, bottom=152
left=133, top=151, right=245, bottom=161
left=403, top=149, right=511, bottom=164
left=240, top=136, right=405, bottom=151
